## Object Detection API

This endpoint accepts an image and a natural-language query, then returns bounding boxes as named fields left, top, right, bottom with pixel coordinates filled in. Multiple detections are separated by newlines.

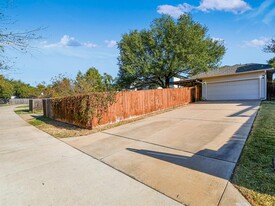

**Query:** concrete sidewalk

left=64, top=101, right=259, bottom=206
left=0, top=105, right=181, bottom=206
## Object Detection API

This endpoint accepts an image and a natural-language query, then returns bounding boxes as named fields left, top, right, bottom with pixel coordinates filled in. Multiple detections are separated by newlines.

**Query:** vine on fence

left=51, top=91, right=117, bottom=129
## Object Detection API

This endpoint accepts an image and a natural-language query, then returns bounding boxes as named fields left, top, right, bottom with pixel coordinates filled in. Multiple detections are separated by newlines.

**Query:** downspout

left=264, top=73, right=267, bottom=100
left=259, top=76, right=262, bottom=99
left=195, top=80, right=207, bottom=100
left=195, top=80, right=204, bottom=101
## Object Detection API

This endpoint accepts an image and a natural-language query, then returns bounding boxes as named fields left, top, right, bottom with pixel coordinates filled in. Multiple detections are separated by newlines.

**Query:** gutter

left=197, top=68, right=274, bottom=80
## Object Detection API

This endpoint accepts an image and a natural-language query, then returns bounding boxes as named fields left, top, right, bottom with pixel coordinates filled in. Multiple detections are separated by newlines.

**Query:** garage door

left=207, top=79, right=259, bottom=100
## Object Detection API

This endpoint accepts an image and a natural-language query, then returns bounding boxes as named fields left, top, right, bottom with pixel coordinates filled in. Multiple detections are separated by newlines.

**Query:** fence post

left=29, top=99, right=33, bottom=112
left=43, top=99, right=53, bottom=118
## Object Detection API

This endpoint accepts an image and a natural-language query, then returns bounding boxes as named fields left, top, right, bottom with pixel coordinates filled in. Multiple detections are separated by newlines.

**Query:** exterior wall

left=201, top=71, right=266, bottom=100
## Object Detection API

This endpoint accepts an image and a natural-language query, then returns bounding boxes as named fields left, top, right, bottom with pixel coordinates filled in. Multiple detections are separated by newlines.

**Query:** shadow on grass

left=15, top=109, right=30, bottom=114
left=30, top=114, right=83, bottom=131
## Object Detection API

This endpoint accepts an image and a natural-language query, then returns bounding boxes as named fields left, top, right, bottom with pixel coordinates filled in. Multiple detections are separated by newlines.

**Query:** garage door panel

left=207, top=79, right=259, bottom=100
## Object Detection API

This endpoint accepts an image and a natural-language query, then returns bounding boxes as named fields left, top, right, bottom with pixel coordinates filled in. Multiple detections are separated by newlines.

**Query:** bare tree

left=0, top=1, right=42, bottom=70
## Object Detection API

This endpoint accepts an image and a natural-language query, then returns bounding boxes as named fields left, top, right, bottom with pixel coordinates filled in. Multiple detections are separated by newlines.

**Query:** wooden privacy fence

left=29, top=99, right=43, bottom=112
left=9, top=98, right=29, bottom=105
left=92, top=87, right=199, bottom=127
left=44, top=87, right=201, bottom=129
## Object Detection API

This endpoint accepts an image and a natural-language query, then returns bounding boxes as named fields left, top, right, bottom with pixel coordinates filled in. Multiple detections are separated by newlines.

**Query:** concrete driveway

left=0, top=106, right=181, bottom=206
left=64, top=101, right=260, bottom=206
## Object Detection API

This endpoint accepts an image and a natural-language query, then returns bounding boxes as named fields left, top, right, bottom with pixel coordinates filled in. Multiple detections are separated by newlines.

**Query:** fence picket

left=44, top=87, right=201, bottom=129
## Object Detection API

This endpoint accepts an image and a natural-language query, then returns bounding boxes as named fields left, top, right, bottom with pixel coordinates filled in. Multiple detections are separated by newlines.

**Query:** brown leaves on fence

left=51, top=92, right=117, bottom=129
left=51, top=87, right=200, bottom=129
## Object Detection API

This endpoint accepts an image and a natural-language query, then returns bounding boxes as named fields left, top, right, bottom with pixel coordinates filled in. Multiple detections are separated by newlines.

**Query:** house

left=169, top=77, right=181, bottom=88
left=174, top=63, right=274, bottom=100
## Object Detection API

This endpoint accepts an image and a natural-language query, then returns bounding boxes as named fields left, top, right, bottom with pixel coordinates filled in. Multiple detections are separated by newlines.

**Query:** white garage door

left=207, top=79, right=259, bottom=100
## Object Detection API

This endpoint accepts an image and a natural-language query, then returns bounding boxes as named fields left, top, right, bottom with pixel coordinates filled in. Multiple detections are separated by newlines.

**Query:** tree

left=102, top=72, right=116, bottom=91
left=45, top=67, right=116, bottom=97
left=75, top=67, right=104, bottom=93
left=0, top=75, right=13, bottom=99
left=264, top=38, right=275, bottom=68
left=75, top=67, right=116, bottom=93
left=0, top=74, right=43, bottom=99
left=0, top=2, right=41, bottom=70
left=117, top=15, right=226, bottom=89
left=11, top=80, right=38, bottom=98
left=45, top=74, right=74, bottom=98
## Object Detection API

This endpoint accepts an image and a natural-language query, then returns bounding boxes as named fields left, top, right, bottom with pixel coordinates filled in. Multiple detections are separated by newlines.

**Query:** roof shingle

left=192, top=63, right=273, bottom=79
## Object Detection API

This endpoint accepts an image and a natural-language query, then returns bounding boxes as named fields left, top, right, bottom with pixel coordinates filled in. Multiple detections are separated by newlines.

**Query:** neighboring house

left=175, top=63, right=274, bottom=100
left=169, top=77, right=181, bottom=88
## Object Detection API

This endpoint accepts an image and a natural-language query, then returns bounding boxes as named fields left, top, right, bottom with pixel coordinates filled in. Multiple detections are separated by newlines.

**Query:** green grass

left=232, top=101, right=275, bottom=206
left=16, top=105, right=28, bottom=108
left=14, top=105, right=42, bottom=114
left=14, top=107, right=30, bottom=114
left=28, top=116, right=49, bottom=126
left=0, top=104, right=9, bottom=107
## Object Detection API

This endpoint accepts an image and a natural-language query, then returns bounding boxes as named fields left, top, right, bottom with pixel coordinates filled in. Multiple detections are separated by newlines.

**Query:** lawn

left=14, top=104, right=186, bottom=138
left=0, top=104, right=10, bottom=107
left=14, top=104, right=108, bottom=138
left=232, top=101, right=275, bottom=206
left=14, top=105, right=42, bottom=114
left=14, top=107, right=30, bottom=114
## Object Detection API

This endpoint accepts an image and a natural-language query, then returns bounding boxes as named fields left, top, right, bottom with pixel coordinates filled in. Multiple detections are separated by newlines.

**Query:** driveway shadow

left=126, top=104, right=274, bottom=198
left=126, top=130, right=246, bottom=181
left=126, top=147, right=234, bottom=180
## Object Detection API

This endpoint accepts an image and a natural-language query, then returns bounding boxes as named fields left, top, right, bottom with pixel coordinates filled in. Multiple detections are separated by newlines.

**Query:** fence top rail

left=47, top=87, right=196, bottom=100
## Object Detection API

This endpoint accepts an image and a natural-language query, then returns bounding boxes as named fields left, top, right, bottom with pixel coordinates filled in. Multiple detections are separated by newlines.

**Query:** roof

left=173, top=78, right=201, bottom=85
left=191, top=63, right=273, bottom=79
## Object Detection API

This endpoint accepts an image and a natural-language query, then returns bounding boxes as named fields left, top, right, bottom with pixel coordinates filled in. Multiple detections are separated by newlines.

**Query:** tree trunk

left=165, top=78, right=170, bottom=88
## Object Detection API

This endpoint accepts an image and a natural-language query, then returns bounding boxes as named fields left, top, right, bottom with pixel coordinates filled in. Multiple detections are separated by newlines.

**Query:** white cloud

left=83, top=42, right=97, bottom=48
left=263, top=7, right=275, bottom=24
left=60, top=35, right=81, bottom=47
left=212, top=37, right=224, bottom=42
left=249, top=0, right=274, bottom=18
left=198, top=0, right=251, bottom=13
left=243, top=0, right=275, bottom=25
left=157, top=0, right=251, bottom=17
left=104, top=40, right=117, bottom=48
left=157, top=3, right=193, bottom=18
left=244, top=37, right=270, bottom=47
left=43, top=35, right=97, bottom=48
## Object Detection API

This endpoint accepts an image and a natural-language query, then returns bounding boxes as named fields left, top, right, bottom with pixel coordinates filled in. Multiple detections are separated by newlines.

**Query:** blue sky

left=2, top=0, right=275, bottom=85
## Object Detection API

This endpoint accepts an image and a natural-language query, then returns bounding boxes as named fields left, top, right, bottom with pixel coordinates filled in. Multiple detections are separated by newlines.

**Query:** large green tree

left=0, top=75, right=13, bottom=99
left=0, top=75, right=39, bottom=99
left=44, top=74, right=74, bottom=98
left=264, top=38, right=275, bottom=68
left=44, top=67, right=116, bottom=98
left=75, top=67, right=116, bottom=93
left=75, top=67, right=104, bottom=93
left=11, top=80, right=38, bottom=98
left=117, top=15, right=226, bottom=89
